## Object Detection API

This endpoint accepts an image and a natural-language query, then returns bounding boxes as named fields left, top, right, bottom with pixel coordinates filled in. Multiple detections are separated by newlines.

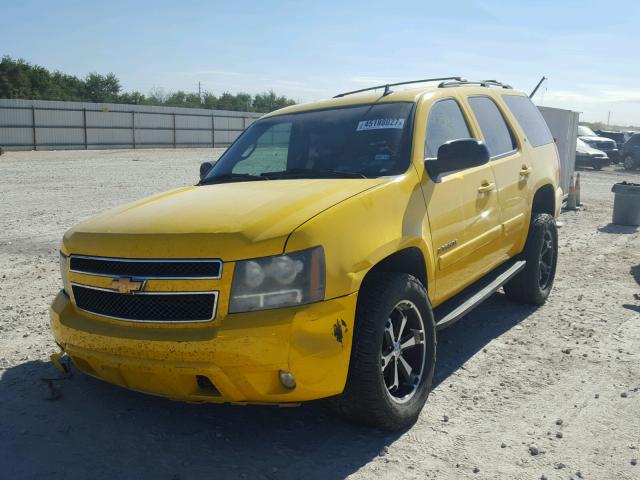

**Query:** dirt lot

left=1, top=149, right=639, bottom=480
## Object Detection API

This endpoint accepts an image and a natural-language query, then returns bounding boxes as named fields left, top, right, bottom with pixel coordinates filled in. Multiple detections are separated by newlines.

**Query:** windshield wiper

left=198, top=173, right=268, bottom=185
left=263, top=168, right=368, bottom=179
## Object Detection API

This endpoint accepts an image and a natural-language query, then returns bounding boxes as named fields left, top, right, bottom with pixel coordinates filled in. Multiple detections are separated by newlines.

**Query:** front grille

left=72, top=285, right=217, bottom=322
left=69, top=256, right=222, bottom=279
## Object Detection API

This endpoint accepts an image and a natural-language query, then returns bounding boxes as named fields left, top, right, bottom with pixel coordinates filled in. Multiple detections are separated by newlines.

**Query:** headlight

left=229, top=247, right=325, bottom=313
left=59, top=251, right=70, bottom=294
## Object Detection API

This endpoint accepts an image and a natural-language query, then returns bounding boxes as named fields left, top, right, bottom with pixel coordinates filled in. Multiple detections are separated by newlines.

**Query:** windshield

left=202, top=102, right=415, bottom=183
left=578, top=126, right=596, bottom=136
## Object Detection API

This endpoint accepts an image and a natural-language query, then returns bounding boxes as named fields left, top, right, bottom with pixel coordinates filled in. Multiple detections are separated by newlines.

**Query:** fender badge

left=437, top=240, right=458, bottom=254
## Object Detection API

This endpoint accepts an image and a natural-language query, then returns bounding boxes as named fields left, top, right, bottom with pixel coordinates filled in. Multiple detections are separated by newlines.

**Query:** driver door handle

left=520, top=165, right=532, bottom=177
left=478, top=181, right=496, bottom=193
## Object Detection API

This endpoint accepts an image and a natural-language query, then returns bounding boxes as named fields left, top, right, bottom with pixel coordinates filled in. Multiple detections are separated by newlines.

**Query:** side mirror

left=426, top=139, right=490, bottom=178
left=200, top=161, right=215, bottom=181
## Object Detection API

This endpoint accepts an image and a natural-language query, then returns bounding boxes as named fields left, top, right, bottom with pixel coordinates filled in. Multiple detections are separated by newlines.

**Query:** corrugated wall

left=539, top=106, right=578, bottom=194
left=0, top=99, right=262, bottom=151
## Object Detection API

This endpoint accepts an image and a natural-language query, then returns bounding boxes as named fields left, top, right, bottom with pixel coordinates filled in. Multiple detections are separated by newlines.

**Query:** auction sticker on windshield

left=356, top=118, right=405, bottom=131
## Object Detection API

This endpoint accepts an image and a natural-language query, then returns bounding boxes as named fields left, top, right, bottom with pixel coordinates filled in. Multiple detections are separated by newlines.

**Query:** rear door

left=420, top=97, right=503, bottom=303
left=466, top=95, right=530, bottom=258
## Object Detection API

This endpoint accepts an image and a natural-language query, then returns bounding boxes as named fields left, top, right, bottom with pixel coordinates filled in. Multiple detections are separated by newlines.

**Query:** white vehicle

left=575, top=138, right=609, bottom=170
left=578, top=126, right=619, bottom=161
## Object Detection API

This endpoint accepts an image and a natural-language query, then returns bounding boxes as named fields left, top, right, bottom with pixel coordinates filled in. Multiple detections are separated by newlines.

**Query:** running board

left=434, top=260, right=526, bottom=330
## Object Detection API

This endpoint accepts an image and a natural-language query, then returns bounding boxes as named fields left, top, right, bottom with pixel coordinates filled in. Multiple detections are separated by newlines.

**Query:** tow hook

left=50, top=351, right=71, bottom=377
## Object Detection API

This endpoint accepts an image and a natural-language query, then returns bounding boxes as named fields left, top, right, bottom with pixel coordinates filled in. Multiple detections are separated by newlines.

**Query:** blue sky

left=2, top=0, right=639, bottom=124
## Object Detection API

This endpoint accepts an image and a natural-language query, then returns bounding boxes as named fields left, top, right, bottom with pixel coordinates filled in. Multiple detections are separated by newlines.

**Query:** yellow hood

left=63, top=179, right=386, bottom=260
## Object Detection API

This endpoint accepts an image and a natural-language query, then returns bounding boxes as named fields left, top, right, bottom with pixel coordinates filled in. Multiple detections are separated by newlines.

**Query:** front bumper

left=50, top=290, right=357, bottom=404
left=576, top=154, right=609, bottom=167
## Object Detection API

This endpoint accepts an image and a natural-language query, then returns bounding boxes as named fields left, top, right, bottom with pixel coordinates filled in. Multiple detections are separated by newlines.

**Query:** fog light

left=279, top=370, right=296, bottom=390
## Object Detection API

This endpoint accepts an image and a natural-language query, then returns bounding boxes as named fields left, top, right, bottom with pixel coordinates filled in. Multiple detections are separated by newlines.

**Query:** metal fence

left=0, top=99, right=263, bottom=151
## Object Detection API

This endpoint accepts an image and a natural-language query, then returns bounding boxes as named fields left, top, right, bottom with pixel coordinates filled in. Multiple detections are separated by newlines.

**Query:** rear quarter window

left=502, top=95, right=554, bottom=148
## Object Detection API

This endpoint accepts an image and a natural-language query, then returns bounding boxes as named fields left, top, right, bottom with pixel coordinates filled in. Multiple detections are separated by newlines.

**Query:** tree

left=202, top=92, right=218, bottom=109
left=146, top=87, right=167, bottom=105
left=83, top=72, right=121, bottom=103
left=118, top=90, right=146, bottom=104
left=254, top=89, right=295, bottom=112
left=0, top=56, right=298, bottom=112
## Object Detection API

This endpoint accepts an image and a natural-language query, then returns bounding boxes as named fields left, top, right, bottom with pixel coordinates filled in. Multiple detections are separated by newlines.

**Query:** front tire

left=330, top=272, right=436, bottom=431
left=504, top=213, right=558, bottom=305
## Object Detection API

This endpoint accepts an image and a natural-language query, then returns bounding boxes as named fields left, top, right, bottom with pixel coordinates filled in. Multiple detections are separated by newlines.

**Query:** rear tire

left=330, top=272, right=436, bottom=431
left=504, top=213, right=558, bottom=305
left=592, top=159, right=603, bottom=170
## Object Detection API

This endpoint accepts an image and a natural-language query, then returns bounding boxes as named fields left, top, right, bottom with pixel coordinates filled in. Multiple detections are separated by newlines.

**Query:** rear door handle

left=478, top=182, right=496, bottom=193
left=520, top=166, right=532, bottom=177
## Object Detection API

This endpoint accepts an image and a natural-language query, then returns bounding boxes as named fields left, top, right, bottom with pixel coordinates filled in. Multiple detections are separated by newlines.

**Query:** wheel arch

left=360, top=247, right=429, bottom=293
left=531, top=183, right=556, bottom=216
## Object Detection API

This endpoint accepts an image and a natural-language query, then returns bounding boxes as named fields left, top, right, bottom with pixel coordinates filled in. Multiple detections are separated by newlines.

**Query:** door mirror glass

left=200, top=161, right=215, bottom=180
left=426, top=139, right=489, bottom=178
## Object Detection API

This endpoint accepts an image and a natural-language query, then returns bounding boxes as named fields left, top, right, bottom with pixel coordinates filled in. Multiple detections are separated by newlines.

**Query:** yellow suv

left=51, top=78, right=562, bottom=430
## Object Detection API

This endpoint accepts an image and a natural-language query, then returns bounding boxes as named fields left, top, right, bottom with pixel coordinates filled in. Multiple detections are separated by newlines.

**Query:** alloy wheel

left=380, top=300, right=427, bottom=404
left=539, top=229, right=555, bottom=290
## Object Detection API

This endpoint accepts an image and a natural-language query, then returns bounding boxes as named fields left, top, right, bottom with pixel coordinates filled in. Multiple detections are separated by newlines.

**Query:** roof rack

left=438, top=79, right=513, bottom=89
left=333, top=77, right=465, bottom=98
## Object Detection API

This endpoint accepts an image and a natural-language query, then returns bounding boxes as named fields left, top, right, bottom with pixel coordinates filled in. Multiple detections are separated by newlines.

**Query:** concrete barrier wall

left=0, top=99, right=262, bottom=151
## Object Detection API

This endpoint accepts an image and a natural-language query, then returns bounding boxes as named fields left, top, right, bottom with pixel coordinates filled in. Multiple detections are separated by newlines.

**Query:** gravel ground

left=1, top=149, right=639, bottom=480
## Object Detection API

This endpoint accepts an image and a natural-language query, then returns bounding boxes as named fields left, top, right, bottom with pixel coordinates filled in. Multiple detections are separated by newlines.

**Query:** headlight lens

left=229, top=247, right=325, bottom=313
left=59, top=251, right=70, bottom=294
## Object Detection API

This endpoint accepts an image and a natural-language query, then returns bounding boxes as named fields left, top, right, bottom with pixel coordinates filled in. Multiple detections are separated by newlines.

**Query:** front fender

left=285, top=172, right=435, bottom=300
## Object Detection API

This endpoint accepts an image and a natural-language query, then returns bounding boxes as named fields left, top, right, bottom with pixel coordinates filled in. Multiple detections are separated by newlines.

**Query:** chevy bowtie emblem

left=111, top=277, right=144, bottom=294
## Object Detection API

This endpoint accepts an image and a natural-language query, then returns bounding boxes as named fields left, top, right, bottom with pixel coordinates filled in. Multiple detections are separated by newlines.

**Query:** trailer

left=538, top=106, right=579, bottom=194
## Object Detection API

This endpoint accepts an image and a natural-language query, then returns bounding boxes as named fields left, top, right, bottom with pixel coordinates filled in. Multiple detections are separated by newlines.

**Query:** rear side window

left=425, top=99, right=471, bottom=159
left=468, top=96, right=517, bottom=158
left=502, top=95, right=554, bottom=148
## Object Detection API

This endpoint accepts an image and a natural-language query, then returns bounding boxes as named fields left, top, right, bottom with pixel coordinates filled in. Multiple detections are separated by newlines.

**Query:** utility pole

left=198, top=81, right=203, bottom=104
left=607, top=111, right=611, bottom=126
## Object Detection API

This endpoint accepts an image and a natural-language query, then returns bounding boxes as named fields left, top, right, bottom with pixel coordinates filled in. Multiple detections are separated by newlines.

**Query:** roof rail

left=438, top=79, right=513, bottom=89
left=333, top=77, right=466, bottom=98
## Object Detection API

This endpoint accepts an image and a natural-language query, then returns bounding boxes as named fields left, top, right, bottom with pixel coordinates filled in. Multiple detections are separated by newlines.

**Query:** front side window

left=202, top=102, right=415, bottom=183
left=468, top=96, right=517, bottom=158
left=502, top=95, right=553, bottom=148
left=424, top=99, right=472, bottom=159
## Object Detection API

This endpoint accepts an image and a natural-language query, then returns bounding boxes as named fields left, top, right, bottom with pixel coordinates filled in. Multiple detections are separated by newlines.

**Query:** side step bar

left=434, top=260, right=526, bottom=330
